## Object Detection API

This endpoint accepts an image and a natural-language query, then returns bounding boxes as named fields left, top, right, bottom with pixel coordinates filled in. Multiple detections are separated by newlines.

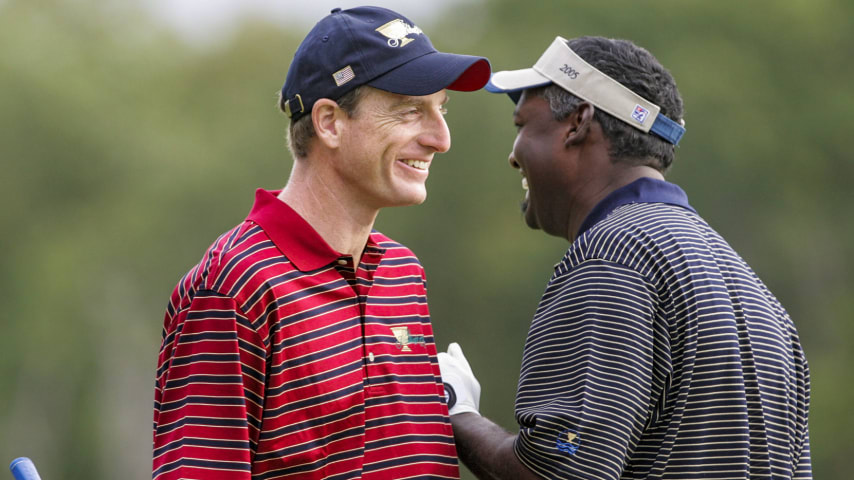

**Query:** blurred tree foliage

left=1, top=0, right=851, bottom=478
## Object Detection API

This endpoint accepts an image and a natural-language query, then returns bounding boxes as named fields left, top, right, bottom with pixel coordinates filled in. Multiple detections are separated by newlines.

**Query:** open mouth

left=522, top=176, right=528, bottom=191
left=400, top=159, right=429, bottom=170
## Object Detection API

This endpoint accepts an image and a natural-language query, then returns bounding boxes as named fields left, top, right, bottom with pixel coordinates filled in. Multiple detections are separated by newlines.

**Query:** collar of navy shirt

left=576, top=177, right=697, bottom=239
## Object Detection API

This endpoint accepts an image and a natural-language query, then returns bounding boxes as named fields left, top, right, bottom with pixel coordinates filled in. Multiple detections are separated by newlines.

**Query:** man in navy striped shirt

left=439, top=36, right=812, bottom=479
left=153, top=6, right=491, bottom=479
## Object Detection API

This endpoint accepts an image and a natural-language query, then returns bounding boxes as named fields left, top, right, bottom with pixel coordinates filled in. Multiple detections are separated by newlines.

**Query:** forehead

left=514, top=90, right=552, bottom=118
left=360, top=87, right=449, bottom=110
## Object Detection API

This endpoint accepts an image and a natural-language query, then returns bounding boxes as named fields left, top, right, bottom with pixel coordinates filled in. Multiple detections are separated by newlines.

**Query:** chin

left=388, top=191, right=427, bottom=207
left=521, top=201, right=540, bottom=230
left=407, top=190, right=428, bottom=206
left=524, top=216, right=541, bottom=231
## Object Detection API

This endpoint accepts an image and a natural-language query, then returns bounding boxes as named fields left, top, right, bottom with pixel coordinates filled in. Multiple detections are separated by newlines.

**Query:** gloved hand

left=438, top=342, right=481, bottom=416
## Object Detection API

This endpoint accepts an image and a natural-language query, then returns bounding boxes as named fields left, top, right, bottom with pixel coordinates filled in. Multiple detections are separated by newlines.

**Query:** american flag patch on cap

left=333, top=65, right=356, bottom=86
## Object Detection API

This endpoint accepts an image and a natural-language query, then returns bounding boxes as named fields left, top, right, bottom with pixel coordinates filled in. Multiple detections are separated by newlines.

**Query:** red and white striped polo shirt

left=153, top=189, right=460, bottom=479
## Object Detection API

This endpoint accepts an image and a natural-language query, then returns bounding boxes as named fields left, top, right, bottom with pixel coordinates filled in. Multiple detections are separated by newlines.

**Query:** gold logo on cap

left=375, top=19, right=422, bottom=48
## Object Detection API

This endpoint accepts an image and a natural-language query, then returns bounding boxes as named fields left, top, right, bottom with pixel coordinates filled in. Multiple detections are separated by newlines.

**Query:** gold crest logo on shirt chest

left=390, top=326, right=426, bottom=351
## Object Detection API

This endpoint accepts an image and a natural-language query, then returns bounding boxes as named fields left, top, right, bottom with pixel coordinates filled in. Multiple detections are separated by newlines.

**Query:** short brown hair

left=279, top=86, right=368, bottom=159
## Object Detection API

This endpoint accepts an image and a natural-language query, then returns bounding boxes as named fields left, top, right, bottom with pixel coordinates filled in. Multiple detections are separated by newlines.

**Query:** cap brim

left=485, top=68, right=552, bottom=103
left=369, top=52, right=491, bottom=96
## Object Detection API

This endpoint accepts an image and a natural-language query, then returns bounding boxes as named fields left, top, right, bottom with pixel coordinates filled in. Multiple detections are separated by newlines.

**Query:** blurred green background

left=1, top=0, right=851, bottom=478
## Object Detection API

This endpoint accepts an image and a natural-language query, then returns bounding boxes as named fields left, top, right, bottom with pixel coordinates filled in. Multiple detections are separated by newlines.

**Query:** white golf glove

left=438, top=342, right=481, bottom=416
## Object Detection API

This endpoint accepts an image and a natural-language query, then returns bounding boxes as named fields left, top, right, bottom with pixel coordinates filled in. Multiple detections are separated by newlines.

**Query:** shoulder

left=370, top=230, right=422, bottom=263
left=368, top=230, right=427, bottom=285
left=563, top=203, right=702, bottom=279
left=171, top=221, right=284, bottom=305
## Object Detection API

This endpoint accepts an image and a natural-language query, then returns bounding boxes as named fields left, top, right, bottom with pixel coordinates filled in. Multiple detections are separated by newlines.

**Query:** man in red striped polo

left=152, top=6, right=490, bottom=479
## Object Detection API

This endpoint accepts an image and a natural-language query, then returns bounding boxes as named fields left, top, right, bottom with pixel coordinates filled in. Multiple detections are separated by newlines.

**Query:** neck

left=567, top=165, right=664, bottom=242
left=278, top=161, right=378, bottom=262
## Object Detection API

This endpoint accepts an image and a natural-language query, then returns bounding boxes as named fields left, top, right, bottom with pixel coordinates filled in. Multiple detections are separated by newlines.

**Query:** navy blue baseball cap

left=281, top=6, right=491, bottom=122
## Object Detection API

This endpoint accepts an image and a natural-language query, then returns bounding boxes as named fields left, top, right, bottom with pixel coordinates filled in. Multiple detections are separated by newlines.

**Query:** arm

left=439, top=344, right=541, bottom=480
left=451, top=413, right=542, bottom=480
left=442, top=260, right=660, bottom=480
left=153, top=291, right=266, bottom=480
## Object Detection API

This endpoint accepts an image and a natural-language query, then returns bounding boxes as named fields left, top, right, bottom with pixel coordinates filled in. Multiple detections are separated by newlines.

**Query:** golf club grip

left=9, top=458, right=42, bottom=480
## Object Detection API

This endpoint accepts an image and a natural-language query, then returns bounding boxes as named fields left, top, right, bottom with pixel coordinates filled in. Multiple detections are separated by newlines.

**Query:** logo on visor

left=375, top=19, right=423, bottom=47
left=559, top=64, right=580, bottom=79
left=632, top=104, right=650, bottom=125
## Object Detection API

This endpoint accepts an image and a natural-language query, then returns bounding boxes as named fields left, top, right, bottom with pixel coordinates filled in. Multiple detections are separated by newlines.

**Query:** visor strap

left=650, top=114, right=685, bottom=145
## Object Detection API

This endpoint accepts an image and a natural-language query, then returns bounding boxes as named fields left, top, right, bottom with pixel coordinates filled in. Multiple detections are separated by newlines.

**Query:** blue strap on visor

left=650, top=113, right=685, bottom=145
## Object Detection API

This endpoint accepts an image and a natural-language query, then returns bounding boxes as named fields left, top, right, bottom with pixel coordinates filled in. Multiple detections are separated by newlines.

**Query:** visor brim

left=485, top=68, right=552, bottom=103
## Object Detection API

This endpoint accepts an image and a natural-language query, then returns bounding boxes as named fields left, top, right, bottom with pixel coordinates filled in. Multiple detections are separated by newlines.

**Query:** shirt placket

left=333, top=246, right=385, bottom=396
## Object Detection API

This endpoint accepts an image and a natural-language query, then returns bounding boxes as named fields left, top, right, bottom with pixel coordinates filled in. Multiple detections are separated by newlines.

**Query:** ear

left=564, top=102, right=595, bottom=147
left=311, top=98, right=344, bottom=149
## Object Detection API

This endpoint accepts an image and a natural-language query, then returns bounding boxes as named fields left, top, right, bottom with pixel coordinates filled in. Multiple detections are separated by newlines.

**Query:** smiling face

left=336, top=87, right=451, bottom=210
left=508, top=90, right=575, bottom=237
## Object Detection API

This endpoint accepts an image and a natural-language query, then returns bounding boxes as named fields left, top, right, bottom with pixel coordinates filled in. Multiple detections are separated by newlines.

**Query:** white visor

left=486, top=37, right=685, bottom=145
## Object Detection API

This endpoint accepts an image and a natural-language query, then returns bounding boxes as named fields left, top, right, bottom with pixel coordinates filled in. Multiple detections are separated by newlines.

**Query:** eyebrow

left=389, top=93, right=450, bottom=110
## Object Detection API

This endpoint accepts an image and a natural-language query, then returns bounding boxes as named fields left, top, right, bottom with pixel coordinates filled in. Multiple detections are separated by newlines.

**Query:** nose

left=419, top=112, right=452, bottom=153
left=508, top=150, right=520, bottom=170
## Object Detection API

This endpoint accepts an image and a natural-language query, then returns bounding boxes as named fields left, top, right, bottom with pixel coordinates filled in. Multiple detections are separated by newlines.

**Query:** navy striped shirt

left=514, top=178, right=811, bottom=479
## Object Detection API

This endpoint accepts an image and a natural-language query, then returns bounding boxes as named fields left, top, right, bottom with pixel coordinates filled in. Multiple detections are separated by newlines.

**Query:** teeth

left=402, top=159, right=428, bottom=170
left=522, top=177, right=528, bottom=191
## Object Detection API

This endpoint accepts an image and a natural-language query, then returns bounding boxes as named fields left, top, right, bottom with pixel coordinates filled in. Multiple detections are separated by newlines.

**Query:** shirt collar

left=246, top=189, right=342, bottom=272
left=577, top=177, right=696, bottom=238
